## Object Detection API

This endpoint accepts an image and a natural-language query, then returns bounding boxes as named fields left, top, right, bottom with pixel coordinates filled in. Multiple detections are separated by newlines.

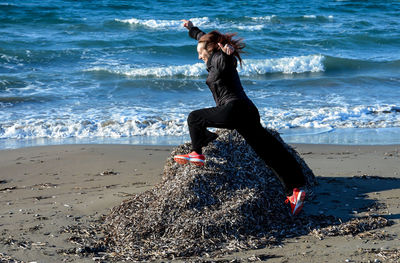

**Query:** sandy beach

left=0, top=143, right=399, bottom=262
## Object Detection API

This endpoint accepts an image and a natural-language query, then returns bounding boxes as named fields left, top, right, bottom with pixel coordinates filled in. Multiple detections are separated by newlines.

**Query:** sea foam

left=240, top=55, right=324, bottom=75
left=0, top=112, right=188, bottom=139
left=262, top=104, right=400, bottom=129
left=249, top=15, right=277, bottom=21
left=115, top=17, right=271, bottom=31
left=86, top=55, right=325, bottom=77
left=115, top=17, right=211, bottom=30
left=1, top=104, right=399, bottom=140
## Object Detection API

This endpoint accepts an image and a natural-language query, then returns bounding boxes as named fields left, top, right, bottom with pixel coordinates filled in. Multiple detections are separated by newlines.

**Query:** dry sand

left=0, top=143, right=399, bottom=262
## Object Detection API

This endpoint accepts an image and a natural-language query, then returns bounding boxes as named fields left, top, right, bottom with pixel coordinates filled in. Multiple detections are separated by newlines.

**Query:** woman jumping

left=174, top=19, right=307, bottom=215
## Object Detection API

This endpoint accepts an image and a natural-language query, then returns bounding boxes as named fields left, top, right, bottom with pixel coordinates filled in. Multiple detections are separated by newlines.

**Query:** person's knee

left=187, top=110, right=200, bottom=126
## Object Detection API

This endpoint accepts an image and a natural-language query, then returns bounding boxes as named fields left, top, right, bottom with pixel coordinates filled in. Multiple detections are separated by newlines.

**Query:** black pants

left=187, top=99, right=306, bottom=195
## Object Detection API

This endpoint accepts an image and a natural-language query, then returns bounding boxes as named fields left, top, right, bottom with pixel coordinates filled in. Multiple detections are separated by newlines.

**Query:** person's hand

left=181, top=19, right=193, bottom=30
left=218, top=43, right=235, bottom=55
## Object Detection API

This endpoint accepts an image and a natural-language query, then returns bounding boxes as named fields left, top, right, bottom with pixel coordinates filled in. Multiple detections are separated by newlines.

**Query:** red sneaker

left=285, top=188, right=306, bottom=216
left=174, top=151, right=205, bottom=167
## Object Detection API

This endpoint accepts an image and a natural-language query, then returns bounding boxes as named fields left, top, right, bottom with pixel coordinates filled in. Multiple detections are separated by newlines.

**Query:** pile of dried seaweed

left=60, top=129, right=394, bottom=261
left=101, top=129, right=316, bottom=260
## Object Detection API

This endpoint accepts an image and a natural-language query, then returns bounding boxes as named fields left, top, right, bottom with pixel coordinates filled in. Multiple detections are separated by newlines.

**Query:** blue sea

left=1, top=0, right=400, bottom=149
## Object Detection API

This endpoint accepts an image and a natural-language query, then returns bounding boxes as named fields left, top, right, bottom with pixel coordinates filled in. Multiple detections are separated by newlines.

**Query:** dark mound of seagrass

left=104, top=128, right=316, bottom=260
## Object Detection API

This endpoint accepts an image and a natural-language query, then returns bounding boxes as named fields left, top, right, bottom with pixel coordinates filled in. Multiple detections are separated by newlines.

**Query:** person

left=174, top=19, right=307, bottom=216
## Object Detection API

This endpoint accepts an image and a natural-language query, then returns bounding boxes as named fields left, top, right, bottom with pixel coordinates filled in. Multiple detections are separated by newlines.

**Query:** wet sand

left=0, top=144, right=399, bottom=262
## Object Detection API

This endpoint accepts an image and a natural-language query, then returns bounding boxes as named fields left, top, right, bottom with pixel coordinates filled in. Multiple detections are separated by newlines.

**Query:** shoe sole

left=190, top=159, right=204, bottom=166
left=174, top=156, right=204, bottom=167
left=174, top=156, right=189, bottom=165
left=293, top=190, right=306, bottom=215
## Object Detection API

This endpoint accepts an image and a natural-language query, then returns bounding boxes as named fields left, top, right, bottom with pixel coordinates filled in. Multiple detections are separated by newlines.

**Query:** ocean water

left=1, top=0, right=400, bottom=149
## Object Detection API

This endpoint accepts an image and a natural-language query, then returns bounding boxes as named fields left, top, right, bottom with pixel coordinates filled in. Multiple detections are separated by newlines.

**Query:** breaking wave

left=115, top=16, right=271, bottom=31
left=115, top=17, right=211, bottom=30
left=1, top=104, right=399, bottom=140
left=86, top=55, right=325, bottom=77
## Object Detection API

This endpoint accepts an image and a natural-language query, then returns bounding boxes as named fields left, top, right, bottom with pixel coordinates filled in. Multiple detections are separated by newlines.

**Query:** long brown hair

left=199, top=30, right=245, bottom=66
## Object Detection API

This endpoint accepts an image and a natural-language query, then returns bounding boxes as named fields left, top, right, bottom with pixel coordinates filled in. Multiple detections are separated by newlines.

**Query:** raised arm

left=181, top=19, right=205, bottom=40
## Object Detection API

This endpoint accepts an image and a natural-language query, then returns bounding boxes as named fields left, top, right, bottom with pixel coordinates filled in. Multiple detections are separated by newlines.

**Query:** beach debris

left=1, top=236, right=32, bottom=250
left=79, top=129, right=316, bottom=260
left=0, top=252, right=24, bottom=263
left=358, top=229, right=394, bottom=241
left=28, top=224, right=43, bottom=232
left=113, top=192, right=136, bottom=197
left=34, top=195, right=51, bottom=201
left=311, top=216, right=392, bottom=239
left=59, top=129, right=393, bottom=261
left=98, top=170, right=119, bottom=176
left=31, top=183, right=57, bottom=190
left=359, top=248, right=400, bottom=262
left=0, top=186, right=17, bottom=192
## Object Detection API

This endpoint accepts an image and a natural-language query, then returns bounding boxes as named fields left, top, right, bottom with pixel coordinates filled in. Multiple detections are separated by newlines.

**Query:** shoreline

left=1, top=143, right=399, bottom=262
left=1, top=127, right=400, bottom=151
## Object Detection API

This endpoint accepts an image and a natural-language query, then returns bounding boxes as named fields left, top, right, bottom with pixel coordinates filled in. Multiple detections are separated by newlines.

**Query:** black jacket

left=189, top=27, right=252, bottom=107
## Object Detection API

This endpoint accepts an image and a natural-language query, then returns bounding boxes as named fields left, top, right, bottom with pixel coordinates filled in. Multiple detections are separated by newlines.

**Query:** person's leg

left=188, top=111, right=218, bottom=154
left=236, top=122, right=306, bottom=195
left=188, top=102, right=241, bottom=154
left=233, top=104, right=307, bottom=215
left=187, top=103, right=237, bottom=154
left=175, top=103, right=238, bottom=166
